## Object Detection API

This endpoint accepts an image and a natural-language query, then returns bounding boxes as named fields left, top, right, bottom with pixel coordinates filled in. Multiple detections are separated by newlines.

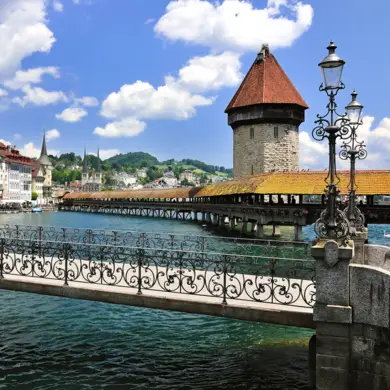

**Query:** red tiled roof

left=226, top=47, right=308, bottom=112
left=0, top=145, right=33, bottom=166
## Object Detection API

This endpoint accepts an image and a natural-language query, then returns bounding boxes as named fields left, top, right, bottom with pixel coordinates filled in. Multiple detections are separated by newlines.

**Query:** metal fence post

left=0, top=238, right=4, bottom=278
left=63, top=243, right=69, bottom=286
left=222, top=255, right=227, bottom=305
left=137, top=248, right=144, bottom=295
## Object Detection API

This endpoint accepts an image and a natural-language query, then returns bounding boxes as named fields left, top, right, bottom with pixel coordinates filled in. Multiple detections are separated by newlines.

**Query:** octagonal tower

left=226, top=45, right=308, bottom=178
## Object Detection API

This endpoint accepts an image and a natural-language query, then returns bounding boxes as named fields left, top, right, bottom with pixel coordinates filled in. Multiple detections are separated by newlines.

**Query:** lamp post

left=340, top=91, right=367, bottom=234
left=313, top=42, right=352, bottom=240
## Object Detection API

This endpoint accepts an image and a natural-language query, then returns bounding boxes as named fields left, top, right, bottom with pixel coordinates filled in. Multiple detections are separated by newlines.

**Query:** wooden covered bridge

left=59, top=170, right=390, bottom=239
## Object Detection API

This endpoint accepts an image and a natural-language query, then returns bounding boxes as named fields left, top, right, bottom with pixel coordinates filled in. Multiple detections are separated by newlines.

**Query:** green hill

left=104, top=152, right=159, bottom=168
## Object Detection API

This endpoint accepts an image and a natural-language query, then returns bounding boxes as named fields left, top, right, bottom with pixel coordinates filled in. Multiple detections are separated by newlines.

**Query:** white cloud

left=53, top=0, right=64, bottom=12
left=101, top=78, right=213, bottom=121
left=155, top=0, right=313, bottom=52
left=55, top=106, right=88, bottom=122
left=13, top=85, right=68, bottom=107
left=0, top=89, right=8, bottom=97
left=4, top=66, right=59, bottom=90
left=91, top=149, right=121, bottom=160
left=74, top=96, right=99, bottom=107
left=299, top=131, right=328, bottom=169
left=13, top=133, right=22, bottom=141
left=21, top=142, right=59, bottom=158
left=94, top=118, right=146, bottom=138
left=145, top=18, right=155, bottom=25
left=46, top=129, right=60, bottom=141
left=0, top=0, right=56, bottom=78
left=178, top=51, right=242, bottom=92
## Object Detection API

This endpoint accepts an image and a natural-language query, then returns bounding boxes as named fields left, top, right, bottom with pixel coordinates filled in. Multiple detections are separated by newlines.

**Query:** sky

left=0, top=0, right=389, bottom=170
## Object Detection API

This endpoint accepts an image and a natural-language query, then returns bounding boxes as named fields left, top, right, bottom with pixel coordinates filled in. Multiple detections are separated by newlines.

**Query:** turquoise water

left=0, top=212, right=387, bottom=389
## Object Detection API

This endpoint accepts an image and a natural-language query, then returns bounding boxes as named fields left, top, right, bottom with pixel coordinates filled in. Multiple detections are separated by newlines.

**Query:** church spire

left=39, top=131, right=52, bottom=166
left=97, top=146, right=101, bottom=173
left=83, top=146, right=88, bottom=173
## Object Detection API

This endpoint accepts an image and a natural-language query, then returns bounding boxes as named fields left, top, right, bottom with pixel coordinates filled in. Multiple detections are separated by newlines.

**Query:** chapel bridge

left=59, top=170, right=390, bottom=239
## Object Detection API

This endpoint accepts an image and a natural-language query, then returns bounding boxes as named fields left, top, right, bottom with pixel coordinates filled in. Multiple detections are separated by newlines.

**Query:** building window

left=274, top=126, right=279, bottom=138
left=250, top=127, right=254, bottom=139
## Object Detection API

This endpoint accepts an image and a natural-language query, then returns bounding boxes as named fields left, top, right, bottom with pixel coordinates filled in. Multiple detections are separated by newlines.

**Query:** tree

left=181, top=178, right=190, bottom=186
left=31, top=192, right=38, bottom=201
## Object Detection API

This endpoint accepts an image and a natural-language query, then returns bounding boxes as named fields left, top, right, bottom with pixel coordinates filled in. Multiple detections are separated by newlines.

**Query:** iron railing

left=0, top=237, right=316, bottom=308
left=0, top=224, right=313, bottom=260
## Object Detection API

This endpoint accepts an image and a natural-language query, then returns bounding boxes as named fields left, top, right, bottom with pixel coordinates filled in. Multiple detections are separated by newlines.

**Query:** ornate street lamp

left=313, top=41, right=352, bottom=239
left=340, top=91, right=367, bottom=234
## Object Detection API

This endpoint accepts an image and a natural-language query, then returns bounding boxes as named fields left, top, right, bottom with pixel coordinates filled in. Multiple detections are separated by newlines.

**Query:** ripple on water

left=0, top=212, right=316, bottom=389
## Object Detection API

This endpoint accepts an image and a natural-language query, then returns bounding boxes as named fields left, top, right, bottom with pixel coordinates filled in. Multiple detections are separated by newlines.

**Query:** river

left=0, top=212, right=388, bottom=389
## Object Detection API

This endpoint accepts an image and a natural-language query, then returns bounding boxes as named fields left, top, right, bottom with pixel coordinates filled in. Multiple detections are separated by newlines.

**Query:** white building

left=136, top=168, right=147, bottom=178
left=179, top=170, right=195, bottom=183
left=113, top=172, right=137, bottom=187
left=163, top=170, right=178, bottom=187
left=0, top=142, right=33, bottom=204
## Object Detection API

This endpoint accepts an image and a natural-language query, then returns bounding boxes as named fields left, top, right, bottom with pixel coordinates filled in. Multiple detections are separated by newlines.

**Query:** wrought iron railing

left=0, top=224, right=313, bottom=260
left=0, top=238, right=316, bottom=308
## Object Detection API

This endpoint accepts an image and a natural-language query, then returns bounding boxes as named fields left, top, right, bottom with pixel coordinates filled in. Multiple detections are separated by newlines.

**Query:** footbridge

left=0, top=225, right=315, bottom=328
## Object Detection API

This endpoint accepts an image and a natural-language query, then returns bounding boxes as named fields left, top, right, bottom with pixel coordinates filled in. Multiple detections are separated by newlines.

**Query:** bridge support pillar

left=218, top=215, right=225, bottom=228
left=241, top=218, right=248, bottom=235
left=255, top=223, right=264, bottom=238
left=294, top=225, right=303, bottom=241
left=206, top=213, right=211, bottom=223
left=251, top=221, right=257, bottom=233
left=193, top=212, right=198, bottom=221
left=229, top=217, right=235, bottom=231
left=272, top=225, right=281, bottom=237
left=311, top=239, right=354, bottom=390
left=213, top=214, right=219, bottom=226
left=201, top=212, right=206, bottom=222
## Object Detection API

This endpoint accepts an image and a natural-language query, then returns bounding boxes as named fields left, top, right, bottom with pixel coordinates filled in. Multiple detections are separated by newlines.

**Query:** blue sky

left=0, top=0, right=389, bottom=169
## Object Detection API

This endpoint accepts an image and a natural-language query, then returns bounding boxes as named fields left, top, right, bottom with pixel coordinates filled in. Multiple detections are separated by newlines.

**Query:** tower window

left=274, top=126, right=279, bottom=138
left=251, top=165, right=254, bottom=175
left=250, top=127, right=254, bottom=139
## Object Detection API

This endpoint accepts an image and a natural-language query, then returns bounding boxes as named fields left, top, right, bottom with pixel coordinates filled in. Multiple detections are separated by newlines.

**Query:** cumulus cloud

left=4, top=66, right=60, bottom=90
left=178, top=51, right=242, bottom=92
left=52, top=0, right=64, bottom=12
left=94, top=118, right=146, bottom=138
left=155, top=0, right=313, bottom=52
left=13, top=85, right=68, bottom=107
left=21, top=142, right=59, bottom=158
left=74, top=96, right=99, bottom=107
left=55, top=107, right=88, bottom=122
left=46, top=129, right=60, bottom=141
left=101, top=78, right=213, bottom=121
left=0, top=0, right=56, bottom=78
left=0, top=89, right=8, bottom=97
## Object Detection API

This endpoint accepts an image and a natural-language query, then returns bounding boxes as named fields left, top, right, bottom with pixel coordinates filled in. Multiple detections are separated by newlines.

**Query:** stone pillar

left=256, top=223, right=264, bottom=238
left=213, top=213, right=219, bottom=226
left=193, top=212, right=198, bottom=221
left=201, top=212, right=206, bottom=222
left=351, top=228, right=368, bottom=264
left=218, top=215, right=225, bottom=228
left=241, top=217, right=248, bottom=235
left=311, top=239, right=354, bottom=390
left=251, top=221, right=257, bottom=233
left=294, top=225, right=303, bottom=241
left=272, top=225, right=281, bottom=237
left=229, top=217, right=235, bottom=231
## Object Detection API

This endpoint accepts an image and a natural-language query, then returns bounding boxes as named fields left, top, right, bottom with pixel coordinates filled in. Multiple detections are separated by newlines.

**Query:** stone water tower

left=225, top=45, right=308, bottom=178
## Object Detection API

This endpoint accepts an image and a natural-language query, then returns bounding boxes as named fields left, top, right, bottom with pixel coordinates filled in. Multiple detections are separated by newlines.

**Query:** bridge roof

left=195, top=170, right=390, bottom=197
left=64, top=187, right=200, bottom=200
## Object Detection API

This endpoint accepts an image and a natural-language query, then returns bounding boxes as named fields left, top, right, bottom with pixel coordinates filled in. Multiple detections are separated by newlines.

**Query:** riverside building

left=81, top=147, right=102, bottom=192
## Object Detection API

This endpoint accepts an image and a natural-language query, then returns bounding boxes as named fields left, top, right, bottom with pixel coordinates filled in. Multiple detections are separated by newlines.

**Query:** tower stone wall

left=233, top=122, right=299, bottom=177
left=225, top=45, right=308, bottom=178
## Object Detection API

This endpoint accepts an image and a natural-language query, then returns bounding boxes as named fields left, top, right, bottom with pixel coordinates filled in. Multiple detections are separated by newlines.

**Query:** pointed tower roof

left=226, top=45, right=308, bottom=112
left=96, top=146, right=101, bottom=173
left=83, top=146, right=88, bottom=173
left=39, top=132, right=52, bottom=166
